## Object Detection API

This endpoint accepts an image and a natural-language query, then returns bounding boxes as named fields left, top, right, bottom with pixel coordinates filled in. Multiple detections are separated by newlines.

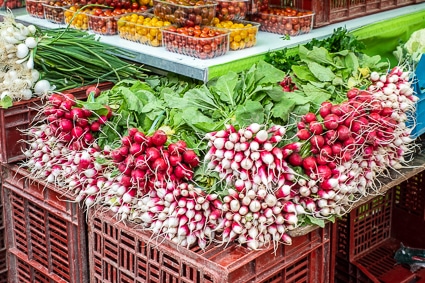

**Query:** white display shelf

left=9, top=2, right=425, bottom=81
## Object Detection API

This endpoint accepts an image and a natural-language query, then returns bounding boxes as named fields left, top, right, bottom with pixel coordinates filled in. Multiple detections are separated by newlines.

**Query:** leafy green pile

left=92, top=61, right=297, bottom=152
left=265, top=27, right=365, bottom=73
left=289, top=45, right=389, bottom=107
left=265, top=27, right=389, bottom=113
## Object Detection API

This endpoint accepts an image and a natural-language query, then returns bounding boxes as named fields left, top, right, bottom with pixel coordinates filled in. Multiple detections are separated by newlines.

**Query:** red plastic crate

left=0, top=177, right=7, bottom=283
left=310, top=0, right=416, bottom=27
left=88, top=207, right=331, bottom=283
left=0, top=82, right=113, bottom=164
left=263, top=0, right=418, bottom=27
left=1, top=164, right=88, bottom=283
left=333, top=171, right=425, bottom=283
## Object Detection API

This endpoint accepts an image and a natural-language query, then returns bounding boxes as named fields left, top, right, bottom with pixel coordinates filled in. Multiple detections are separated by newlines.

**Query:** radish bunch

left=22, top=123, right=112, bottom=208
left=291, top=66, right=417, bottom=218
left=204, top=123, right=304, bottom=249
left=205, top=123, right=294, bottom=192
left=44, top=92, right=112, bottom=150
left=110, top=128, right=200, bottom=195
left=217, top=187, right=298, bottom=250
left=129, top=182, right=223, bottom=249
left=279, top=75, right=298, bottom=92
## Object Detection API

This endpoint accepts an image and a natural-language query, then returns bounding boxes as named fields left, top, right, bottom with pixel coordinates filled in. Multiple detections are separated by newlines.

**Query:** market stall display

left=1, top=1, right=425, bottom=282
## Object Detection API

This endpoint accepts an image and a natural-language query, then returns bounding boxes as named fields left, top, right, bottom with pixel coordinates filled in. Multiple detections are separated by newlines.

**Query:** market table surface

left=3, top=3, right=425, bottom=82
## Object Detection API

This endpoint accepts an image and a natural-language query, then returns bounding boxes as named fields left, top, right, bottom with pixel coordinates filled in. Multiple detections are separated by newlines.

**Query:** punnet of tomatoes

left=250, top=7, right=314, bottom=36
left=117, top=13, right=171, bottom=46
left=88, top=8, right=123, bottom=35
left=0, top=0, right=25, bottom=9
left=26, top=0, right=48, bottom=18
left=161, top=25, right=229, bottom=59
left=42, top=1, right=71, bottom=24
left=215, top=0, right=248, bottom=21
left=153, top=0, right=217, bottom=27
left=64, top=5, right=91, bottom=30
left=213, top=18, right=259, bottom=50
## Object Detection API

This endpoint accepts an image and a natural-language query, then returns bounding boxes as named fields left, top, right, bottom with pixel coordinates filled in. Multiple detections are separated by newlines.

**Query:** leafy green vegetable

left=0, top=96, right=13, bottom=109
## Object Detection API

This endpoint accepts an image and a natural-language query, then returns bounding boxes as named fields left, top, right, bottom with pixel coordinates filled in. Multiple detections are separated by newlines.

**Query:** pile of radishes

left=20, top=65, right=419, bottom=251
left=287, top=66, right=417, bottom=219
left=204, top=123, right=303, bottom=248
left=43, top=92, right=112, bottom=150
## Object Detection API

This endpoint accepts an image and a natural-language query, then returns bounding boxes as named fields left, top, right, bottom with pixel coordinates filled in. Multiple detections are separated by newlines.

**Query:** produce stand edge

left=5, top=3, right=425, bottom=82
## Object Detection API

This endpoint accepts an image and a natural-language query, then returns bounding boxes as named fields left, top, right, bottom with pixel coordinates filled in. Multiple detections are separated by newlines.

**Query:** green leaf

left=235, top=100, right=264, bottom=127
left=0, top=96, right=13, bottom=109
left=303, top=46, right=336, bottom=67
left=211, top=72, right=239, bottom=107
left=184, top=86, right=218, bottom=112
left=305, top=215, right=326, bottom=228
left=271, top=98, right=296, bottom=122
left=119, top=87, right=145, bottom=112
left=332, top=76, right=344, bottom=86
left=266, top=85, right=286, bottom=102
left=255, top=60, right=286, bottom=85
left=292, top=103, right=310, bottom=116
left=307, top=61, right=336, bottom=82
left=163, top=91, right=190, bottom=109
left=344, top=51, right=359, bottom=72
left=181, top=107, right=217, bottom=133
left=292, top=65, right=318, bottom=82
left=284, top=90, right=311, bottom=105
left=301, top=83, right=332, bottom=106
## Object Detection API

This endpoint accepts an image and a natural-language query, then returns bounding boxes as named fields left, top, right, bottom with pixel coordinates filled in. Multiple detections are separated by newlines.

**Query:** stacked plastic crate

left=0, top=83, right=112, bottom=282
left=333, top=169, right=425, bottom=282
left=88, top=207, right=332, bottom=283
left=262, top=0, right=422, bottom=28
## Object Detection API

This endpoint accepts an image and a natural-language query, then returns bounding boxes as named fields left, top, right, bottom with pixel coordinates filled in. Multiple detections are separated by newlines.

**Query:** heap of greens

left=265, top=27, right=389, bottom=113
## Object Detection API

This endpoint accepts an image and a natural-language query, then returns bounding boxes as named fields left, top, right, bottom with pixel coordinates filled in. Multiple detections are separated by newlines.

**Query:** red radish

left=323, top=114, right=339, bottom=130
left=303, top=112, right=317, bottom=123
left=152, top=158, right=167, bottom=171
left=346, top=88, right=359, bottom=100
left=129, top=143, right=143, bottom=156
left=288, top=153, right=303, bottom=166
left=134, top=131, right=147, bottom=144
left=121, top=136, right=132, bottom=147
left=49, top=94, right=64, bottom=107
left=86, top=86, right=101, bottom=97
left=297, top=129, right=311, bottom=140
left=183, top=150, right=199, bottom=167
left=302, top=156, right=317, bottom=172
left=151, top=130, right=167, bottom=146
left=309, top=122, right=323, bottom=135
left=310, top=135, right=325, bottom=149
left=90, top=121, right=101, bottom=132
left=169, top=154, right=182, bottom=166
left=336, top=125, right=350, bottom=141
left=60, top=119, right=73, bottom=132
left=145, top=147, right=161, bottom=161
left=70, top=108, right=85, bottom=120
